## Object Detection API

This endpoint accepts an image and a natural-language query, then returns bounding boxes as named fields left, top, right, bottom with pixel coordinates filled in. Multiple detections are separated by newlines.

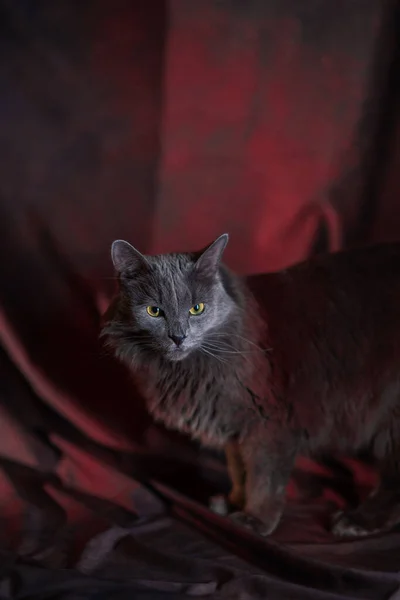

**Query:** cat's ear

left=111, top=240, right=149, bottom=275
left=194, top=233, right=229, bottom=277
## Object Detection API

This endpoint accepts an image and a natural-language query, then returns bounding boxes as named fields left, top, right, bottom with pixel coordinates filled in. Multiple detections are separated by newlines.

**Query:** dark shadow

left=329, top=0, right=400, bottom=247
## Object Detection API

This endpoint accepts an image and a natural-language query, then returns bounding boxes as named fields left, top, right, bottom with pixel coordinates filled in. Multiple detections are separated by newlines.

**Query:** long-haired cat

left=101, top=234, right=400, bottom=537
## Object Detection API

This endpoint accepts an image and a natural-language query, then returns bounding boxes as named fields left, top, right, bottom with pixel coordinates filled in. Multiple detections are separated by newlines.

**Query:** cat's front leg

left=209, top=438, right=246, bottom=516
left=226, top=438, right=246, bottom=509
left=231, top=425, right=299, bottom=536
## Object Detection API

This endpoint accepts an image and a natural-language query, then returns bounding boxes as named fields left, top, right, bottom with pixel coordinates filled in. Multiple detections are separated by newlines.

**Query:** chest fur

left=139, top=365, right=249, bottom=447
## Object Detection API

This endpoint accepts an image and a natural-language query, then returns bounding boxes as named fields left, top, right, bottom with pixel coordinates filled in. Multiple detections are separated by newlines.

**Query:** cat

left=101, top=234, right=400, bottom=537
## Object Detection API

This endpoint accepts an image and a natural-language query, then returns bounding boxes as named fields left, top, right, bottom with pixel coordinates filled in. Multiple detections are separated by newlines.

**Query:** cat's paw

left=331, top=511, right=381, bottom=538
left=230, top=511, right=275, bottom=536
left=228, top=488, right=246, bottom=511
left=209, top=494, right=230, bottom=516
left=209, top=490, right=245, bottom=515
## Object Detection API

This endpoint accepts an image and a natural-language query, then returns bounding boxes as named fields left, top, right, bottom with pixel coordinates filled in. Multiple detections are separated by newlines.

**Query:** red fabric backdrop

left=0, top=0, right=400, bottom=582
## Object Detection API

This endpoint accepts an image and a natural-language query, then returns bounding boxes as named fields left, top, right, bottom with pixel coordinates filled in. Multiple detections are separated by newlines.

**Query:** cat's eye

left=146, top=306, right=161, bottom=318
left=189, top=303, right=205, bottom=316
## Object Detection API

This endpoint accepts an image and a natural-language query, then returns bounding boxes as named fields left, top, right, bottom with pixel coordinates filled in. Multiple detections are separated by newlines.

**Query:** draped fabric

left=1, top=1, right=400, bottom=597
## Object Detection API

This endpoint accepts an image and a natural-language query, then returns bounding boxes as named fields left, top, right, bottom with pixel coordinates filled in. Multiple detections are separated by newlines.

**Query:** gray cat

left=101, top=234, right=400, bottom=537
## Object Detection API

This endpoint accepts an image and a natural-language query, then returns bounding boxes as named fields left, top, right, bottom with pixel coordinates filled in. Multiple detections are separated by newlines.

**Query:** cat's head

left=108, top=234, right=238, bottom=362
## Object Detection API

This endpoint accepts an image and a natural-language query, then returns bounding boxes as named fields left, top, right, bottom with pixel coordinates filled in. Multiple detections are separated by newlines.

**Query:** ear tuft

left=194, top=233, right=229, bottom=277
left=111, top=240, right=148, bottom=274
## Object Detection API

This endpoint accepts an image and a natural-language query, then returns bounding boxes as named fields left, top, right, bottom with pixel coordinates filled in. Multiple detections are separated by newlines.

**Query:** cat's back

left=243, top=243, right=400, bottom=449
left=247, top=242, right=400, bottom=315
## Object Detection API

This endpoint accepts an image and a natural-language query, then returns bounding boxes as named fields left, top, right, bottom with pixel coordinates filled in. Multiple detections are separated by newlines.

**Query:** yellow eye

left=146, top=306, right=161, bottom=317
left=189, top=302, right=205, bottom=316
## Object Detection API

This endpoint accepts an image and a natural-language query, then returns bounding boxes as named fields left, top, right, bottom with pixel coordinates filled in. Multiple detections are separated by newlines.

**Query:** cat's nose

left=169, top=334, right=187, bottom=347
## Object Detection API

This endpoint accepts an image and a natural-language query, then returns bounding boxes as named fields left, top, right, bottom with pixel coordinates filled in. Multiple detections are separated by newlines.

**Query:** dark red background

left=1, top=0, right=400, bottom=594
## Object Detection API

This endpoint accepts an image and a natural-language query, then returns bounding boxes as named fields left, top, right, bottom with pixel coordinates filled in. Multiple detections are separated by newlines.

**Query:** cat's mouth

left=165, top=345, right=192, bottom=362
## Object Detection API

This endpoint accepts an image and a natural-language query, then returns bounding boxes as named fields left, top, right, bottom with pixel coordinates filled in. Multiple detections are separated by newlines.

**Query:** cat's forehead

left=126, top=252, right=217, bottom=304
left=143, top=253, right=196, bottom=300
left=152, top=252, right=194, bottom=276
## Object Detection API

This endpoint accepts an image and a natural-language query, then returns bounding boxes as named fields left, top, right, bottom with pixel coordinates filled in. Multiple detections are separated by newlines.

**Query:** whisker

left=202, top=343, right=253, bottom=364
left=203, top=341, right=263, bottom=355
left=200, top=346, right=228, bottom=365
left=208, top=332, right=272, bottom=352
left=102, top=327, right=153, bottom=339
left=205, top=339, right=254, bottom=352
left=210, top=332, right=261, bottom=348
left=202, top=343, right=253, bottom=355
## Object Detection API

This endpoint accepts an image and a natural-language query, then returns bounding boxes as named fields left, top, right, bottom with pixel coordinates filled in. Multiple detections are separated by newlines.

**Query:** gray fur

left=102, top=234, right=268, bottom=446
left=102, top=237, right=400, bottom=537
